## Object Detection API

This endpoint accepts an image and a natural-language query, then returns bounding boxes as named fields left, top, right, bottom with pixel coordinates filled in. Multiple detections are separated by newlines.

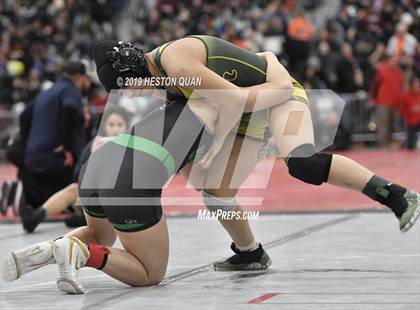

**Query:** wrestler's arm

left=91, top=136, right=115, bottom=152
left=161, top=40, right=292, bottom=112
left=168, top=62, right=292, bottom=113
left=162, top=44, right=292, bottom=167
left=252, top=51, right=293, bottom=112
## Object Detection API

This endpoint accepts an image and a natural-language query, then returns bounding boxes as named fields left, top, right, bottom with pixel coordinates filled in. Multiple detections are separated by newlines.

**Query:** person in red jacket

left=400, top=76, right=420, bottom=150
left=370, top=56, right=404, bottom=148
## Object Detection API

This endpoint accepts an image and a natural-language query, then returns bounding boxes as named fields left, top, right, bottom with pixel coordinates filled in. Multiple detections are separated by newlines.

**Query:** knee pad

left=202, top=190, right=236, bottom=212
left=286, top=144, right=332, bottom=185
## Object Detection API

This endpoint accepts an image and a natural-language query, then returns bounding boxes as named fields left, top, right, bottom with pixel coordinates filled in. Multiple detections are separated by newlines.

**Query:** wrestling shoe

left=53, top=236, right=89, bottom=294
left=20, top=205, right=47, bottom=233
left=399, top=190, right=420, bottom=233
left=213, top=243, right=271, bottom=271
left=12, top=180, right=23, bottom=216
left=1, top=240, right=55, bottom=282
left=0, top=180, right=12, bottom=215
left=64, top=214, right=87, bottom=228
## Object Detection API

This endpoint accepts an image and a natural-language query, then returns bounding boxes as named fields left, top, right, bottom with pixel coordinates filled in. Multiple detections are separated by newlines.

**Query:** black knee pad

left=286, top=144, right=332, bottom=185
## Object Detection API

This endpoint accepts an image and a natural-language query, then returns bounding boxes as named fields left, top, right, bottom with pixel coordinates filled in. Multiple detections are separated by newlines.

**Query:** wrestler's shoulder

left=161, top=37, right=206, bottom=66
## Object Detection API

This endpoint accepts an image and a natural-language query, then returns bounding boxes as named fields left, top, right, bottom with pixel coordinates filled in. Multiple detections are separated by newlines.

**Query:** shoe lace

left=57, top=258, right=67, bottom=277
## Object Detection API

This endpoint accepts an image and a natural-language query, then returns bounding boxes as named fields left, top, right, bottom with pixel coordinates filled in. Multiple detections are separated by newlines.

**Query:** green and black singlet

left=152, top=35, right=309, bottom=141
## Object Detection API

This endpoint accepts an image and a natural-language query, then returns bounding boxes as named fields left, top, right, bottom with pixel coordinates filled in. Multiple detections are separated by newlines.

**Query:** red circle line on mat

left=247, top=293, right=278, bottom=304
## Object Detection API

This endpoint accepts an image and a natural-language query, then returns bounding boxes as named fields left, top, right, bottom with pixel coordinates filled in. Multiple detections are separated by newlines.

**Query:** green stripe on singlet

left=112, top=133, right=176, bottom=176
left=112, top=222, right=146, bottom=230
left=83, top=208, right=106, bottom=218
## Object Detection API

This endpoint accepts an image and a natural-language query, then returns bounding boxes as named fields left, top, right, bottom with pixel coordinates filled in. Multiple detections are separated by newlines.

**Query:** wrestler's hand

left=257, top=51, right=283, bottom=84
left=256, top=51, right=276, bottom=59
left=198, top=138, right=224, bottom=170
left=91, top=136, right=114, bottom=152
left=53, top=145, right=74, bottom=167
left=63, top=151, right=74, bottom=167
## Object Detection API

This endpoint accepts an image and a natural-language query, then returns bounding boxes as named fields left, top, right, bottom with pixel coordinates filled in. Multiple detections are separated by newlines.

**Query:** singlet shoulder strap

left=152, top=36, right=206, bottom=75
left=152, top=41, right=175, bottom=76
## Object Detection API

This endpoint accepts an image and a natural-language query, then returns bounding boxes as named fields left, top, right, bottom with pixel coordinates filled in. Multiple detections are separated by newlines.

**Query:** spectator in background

left=386, top=22, right=417, bottom=61
left=400, top=76, right=420, bottom=150
left=20, top=105, right=132, bottom=233
left=370, top=55, right=404, bottom=148
left=335, top=43, right=364, bottom=93
left=90, top=87, right=108, bottom=111
left=21, top=62, right=91, bottom=225
left=411, top=43, right=420, bottom=78
left=302, top=56, right=326, bottom=89
left=316, top=35, right=338, bottom=88
left=287, top=10, right=313, bottom=80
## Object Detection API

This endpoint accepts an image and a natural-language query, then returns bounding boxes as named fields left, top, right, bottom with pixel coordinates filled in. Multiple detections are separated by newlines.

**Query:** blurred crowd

left=132, top=0, right=419, bottom=91
left=130, top=0, right=420, bottom=149
left=0, top=0, right=124, bottom=109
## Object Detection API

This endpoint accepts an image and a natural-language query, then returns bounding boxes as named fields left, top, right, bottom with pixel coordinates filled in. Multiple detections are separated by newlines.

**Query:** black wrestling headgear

left=92, top=40, right=151, bottom=91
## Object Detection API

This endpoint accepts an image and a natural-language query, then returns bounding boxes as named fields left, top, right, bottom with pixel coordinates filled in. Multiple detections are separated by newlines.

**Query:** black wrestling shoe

left=64, top=214, right=87, bottom=228
left=213, top=242, right=272, bottom=271
left=399, top=189, right=420, bottom=232
left=20, top=205, right=46, bottom=233
left=12, top=181, right=23, bottom=216
left=375, top=184, right=420, bottom=232
left=0, top=181, right=12, bottom=215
